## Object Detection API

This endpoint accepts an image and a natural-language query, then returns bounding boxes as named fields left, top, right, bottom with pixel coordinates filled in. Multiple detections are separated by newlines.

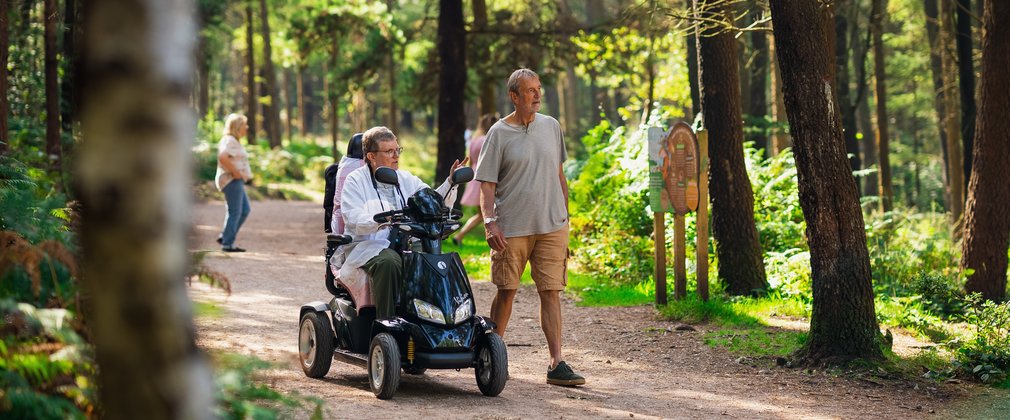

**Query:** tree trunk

left=330, top=40, right=340, bottom=160
left=436, top=0, right=466, bottom=183
left=196, top=35, right=210, bottom=120
left=871, top=0, right=894, bottom=211
left=297, top=65, right=307, bottom=136
left=79, top=0, right=214, bottom=417
left=696, top=0, right=768, bottom=296
left=748, top=0, right=769, bottom=157
left=835, top=0, right=862, bottom=175
left=688, top=29, right=701, bottom=119
left=768, top=31, right=789, bottom=155
left=245, top=1, right=257, bottom=143
left=44, top=0, right=61, bottom=179
left=283, top=67, right=293, bottom=142
left=258, top=0, right=281, bottom=148
left=0, top=0, right=9, bottom=154
left=956, top=0, right=975, bottom=192
left=61, top=0, right=80, bottom=139
left=961, top=0, right=1009, bottom=302
left=386, top=0, right=398, bottom=134
left=942, top=0, right=965, bottom=225
left=769, top=0, right=884, bottom=365
left=925, top=0, right=952, bottom=206
left=471, top=0, right=495, bottom=116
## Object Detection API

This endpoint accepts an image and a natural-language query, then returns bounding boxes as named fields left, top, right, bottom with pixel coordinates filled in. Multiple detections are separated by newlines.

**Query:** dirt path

left=189, top=199, right=998, bottom=419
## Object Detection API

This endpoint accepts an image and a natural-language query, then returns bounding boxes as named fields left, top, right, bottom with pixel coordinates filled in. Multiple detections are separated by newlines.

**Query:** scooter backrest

left=374, top=166, right=399, bottom=185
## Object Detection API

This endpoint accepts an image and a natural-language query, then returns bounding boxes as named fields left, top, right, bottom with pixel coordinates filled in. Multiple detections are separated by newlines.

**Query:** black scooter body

left=298, top=166, right=507, bottom=399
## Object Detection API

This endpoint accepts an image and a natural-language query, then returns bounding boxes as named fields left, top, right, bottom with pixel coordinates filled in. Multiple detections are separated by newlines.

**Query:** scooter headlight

left=453, top=298, right=473, bottom=324
left=412, top=299, right=446, bottom=325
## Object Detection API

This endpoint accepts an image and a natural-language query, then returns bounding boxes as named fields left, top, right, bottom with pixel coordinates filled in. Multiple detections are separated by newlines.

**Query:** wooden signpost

left=648, top=123, right=709, bottom=305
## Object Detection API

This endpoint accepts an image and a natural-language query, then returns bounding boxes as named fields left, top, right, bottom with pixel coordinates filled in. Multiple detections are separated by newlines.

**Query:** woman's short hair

left=507, top=68, right=539, bottom=96
left=362, top=126, right=397, bottom=156
left=223, top=113, right=248, bottom=137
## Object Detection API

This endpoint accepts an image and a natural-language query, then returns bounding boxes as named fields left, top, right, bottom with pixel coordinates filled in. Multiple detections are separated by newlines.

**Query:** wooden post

left=673, top=213, right=687, bottom=300
left=696, top=129, right=710, bottom=301
left=654, top=212, right=667, bottom=306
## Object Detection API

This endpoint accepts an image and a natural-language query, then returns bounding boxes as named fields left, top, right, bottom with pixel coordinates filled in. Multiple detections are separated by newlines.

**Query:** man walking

left=476, top=68, right=585, bottom=386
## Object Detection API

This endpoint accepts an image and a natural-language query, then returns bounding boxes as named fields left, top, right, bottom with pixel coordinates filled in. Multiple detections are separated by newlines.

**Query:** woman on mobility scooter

left=299, top=126, right=508, bottom=399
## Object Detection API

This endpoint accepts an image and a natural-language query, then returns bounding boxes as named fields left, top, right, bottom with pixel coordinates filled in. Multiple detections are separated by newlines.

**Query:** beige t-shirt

left=475, top=113, right=568, bottom=238
left=214, top=135, right=253, bottom=191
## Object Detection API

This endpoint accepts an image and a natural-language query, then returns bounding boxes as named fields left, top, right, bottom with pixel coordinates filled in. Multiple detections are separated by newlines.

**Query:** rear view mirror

left=375, top=167, right=399, bottom=185
left=451, top=167, right=474, bottom=185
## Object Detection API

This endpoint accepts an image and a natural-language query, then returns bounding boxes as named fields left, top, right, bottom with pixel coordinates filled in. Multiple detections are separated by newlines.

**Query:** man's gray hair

left=362, top=126, right=396, bottom=153
left=507, top=68, right=539, bottom=95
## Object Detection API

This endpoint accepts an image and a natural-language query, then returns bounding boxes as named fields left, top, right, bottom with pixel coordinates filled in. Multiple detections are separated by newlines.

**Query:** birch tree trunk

left=79, top=0, right=214, bottom=417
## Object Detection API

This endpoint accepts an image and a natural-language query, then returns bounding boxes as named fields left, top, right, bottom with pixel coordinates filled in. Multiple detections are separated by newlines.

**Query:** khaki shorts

left=490, top=224, right=569, bottom=292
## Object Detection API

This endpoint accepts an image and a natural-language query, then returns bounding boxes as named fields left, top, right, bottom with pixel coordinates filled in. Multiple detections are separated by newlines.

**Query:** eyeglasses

left=373, top=147, right=403, bottom=157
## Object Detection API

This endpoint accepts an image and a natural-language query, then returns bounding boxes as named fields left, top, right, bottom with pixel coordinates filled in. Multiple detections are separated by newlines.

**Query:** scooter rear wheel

left=298, top=312, right=333, bottom=378
left=368, top=333, right=401, bottom=399
left=474, top=333, right=507, bottom=396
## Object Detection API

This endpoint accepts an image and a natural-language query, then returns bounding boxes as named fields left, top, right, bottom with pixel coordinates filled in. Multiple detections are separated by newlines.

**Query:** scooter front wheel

left=298, top=312, right=333, bottom=378
left=474, top=333, right=507, bottom=396
left=368, top=333, right=401, bottom=399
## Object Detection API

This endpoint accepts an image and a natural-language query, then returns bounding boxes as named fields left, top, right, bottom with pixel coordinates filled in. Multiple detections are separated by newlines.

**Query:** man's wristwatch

left=483, top=216, right=498, bottom=225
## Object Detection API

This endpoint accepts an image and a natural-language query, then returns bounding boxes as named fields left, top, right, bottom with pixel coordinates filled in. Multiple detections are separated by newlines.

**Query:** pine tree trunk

left=0, top=0, right=9, bottom=154
left=386, top=0, right=398, bottom=134
left=872, top=0, right=894, bottom=211
left=769, top=0, right=884, bottom=365
left=696, top=0, right=768, bottom=296
left=925, top=0, right=952, bottom=205
left=956, top=0, right=976, bottom=192
left=942, top=0, right=965, bottom=225
left=283, top=67, right=293, bottom=142
left=961, top=0, right=1009, bottom=302
left=245, top=1, right=257, bottom=143
left=472, top=0, right=495, bottom=116
left=79, top=0, right=214, bottom=417
left=258, top=0, right=281, bottom=148
left=835, top=0, right=861, bottom=175
left=748, top=0, right=769, bottom=157
left=768, top=32, right=789, bottom=155
left=297, top=65, right=307, bottom=136
left=60, top=0, right=79, bottom=138
left=436, top=0, right=466, bottom=183
left=330, top=40, right=340, bottom=159
left=44, top=0, right=61, bottom=179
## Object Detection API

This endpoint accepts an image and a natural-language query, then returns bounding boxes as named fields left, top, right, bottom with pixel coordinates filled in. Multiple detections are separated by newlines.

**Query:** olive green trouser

left=361, top=248, right=402, bottom=319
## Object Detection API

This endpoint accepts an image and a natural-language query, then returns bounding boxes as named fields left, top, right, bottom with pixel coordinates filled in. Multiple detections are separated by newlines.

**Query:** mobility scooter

left=298, top=166, right=508, bottom=399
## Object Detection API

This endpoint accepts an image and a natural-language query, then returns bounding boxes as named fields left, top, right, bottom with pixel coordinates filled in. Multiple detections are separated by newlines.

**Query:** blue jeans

left=220, top=179, right=251, bottom=247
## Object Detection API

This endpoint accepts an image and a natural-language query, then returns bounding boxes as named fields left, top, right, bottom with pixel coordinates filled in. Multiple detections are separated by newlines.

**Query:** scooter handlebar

left=373, top=210, right=399, bottom=223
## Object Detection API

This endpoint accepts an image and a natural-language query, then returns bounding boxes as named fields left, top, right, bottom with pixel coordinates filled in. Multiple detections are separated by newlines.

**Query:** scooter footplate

left=333, top=348, right=367, bottom=368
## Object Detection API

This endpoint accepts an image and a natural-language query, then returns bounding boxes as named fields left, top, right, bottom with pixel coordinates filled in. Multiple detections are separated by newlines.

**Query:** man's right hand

left=485, top=221, right=507, bottom=251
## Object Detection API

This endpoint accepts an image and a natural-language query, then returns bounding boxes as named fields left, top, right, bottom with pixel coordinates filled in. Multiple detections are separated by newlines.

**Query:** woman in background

left=452, top=113, right=499, bottom=246
left=215, top=113, right=253, bottom=252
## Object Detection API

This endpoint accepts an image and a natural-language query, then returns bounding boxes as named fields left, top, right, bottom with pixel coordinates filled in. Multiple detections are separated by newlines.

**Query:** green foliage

left=567, top=119, right=655, bottom=285
left=704, top=328, right=808, bottom=358
left=0, top=156, right=72, bottom=245
left=0, top=300, right=96, bottom=419
left=212, top=353, right=322, bottom=419
left=866, top=210, right=959, bottom=297
left=948, top=294, right=1010, bottom=385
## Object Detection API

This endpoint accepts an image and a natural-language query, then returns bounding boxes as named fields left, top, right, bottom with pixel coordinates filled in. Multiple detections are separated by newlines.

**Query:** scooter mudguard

left=330, top=296, right=374, bottom=354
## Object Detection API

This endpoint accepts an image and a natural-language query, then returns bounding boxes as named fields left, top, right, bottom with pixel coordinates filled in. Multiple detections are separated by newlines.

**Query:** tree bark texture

left=79, top=0, right=214, bottom=418
left=471, top=0, right=496, bottom=116
left=871, top=0, right=894, bottom=211
left=61, top=0, right=80, bottom=136
left=258, top=0, right=281, bottom=148
left=696, top=0, right=768, bottom=296
left=961, top=0, right=1010, bottom=302
left=245, top=1, right=257, bottom=142
left=835, top=0, right=861, bottom=174
left=768, top=32, right=789, bottom=155
left=436, top=0, right=466, bottom=183
left=297, top=65, right=307, bottom=136
left=941, top=0, right=965, bottom=224
left=956, top=0, right=975, bottom=192
left=0, top=0, right=9, bottom=154
left=45, top=0, right=61, bottom=176
left=769, top=0, right=884, bottom=365
left=925, top=0, right=952, bottom=203
left=747, top=0, right=769, bottom=157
